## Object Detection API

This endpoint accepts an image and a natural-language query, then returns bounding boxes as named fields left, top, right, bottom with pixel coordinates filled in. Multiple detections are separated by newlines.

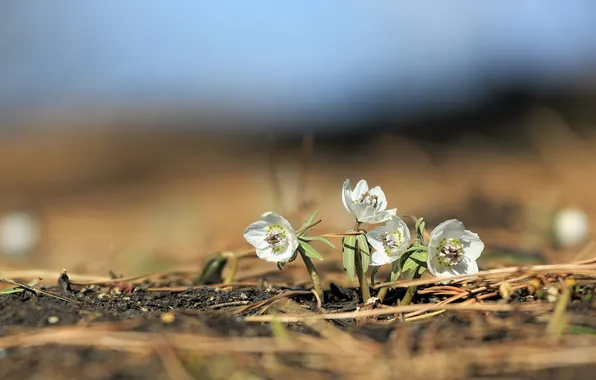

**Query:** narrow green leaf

left=0, top=287, right=24, bottom=295
left=299, top=210, right=319, bottom=231
left=299, top=241, right=324, bottom=261
left=402, top=245, right=425, bottom=257
left=415, top=217, right=425, bottom=231
left=277, top=261, right=286, bottom=271
left=355, top=234, right=371, bottom=272
left=342, top=235, right=357, bottom=282
left=356, top=234, right=370, bottom=255
left=360, top=250, right=370, bottom=269
left=389, top=260, right=401, bottom=282
left=299, top=235, right=335, bottom=248
left=0, top=279, right=39, bottom=295
left=567, top=324, right=596, bottom=335
left=415, top=217, right=426, bottom=241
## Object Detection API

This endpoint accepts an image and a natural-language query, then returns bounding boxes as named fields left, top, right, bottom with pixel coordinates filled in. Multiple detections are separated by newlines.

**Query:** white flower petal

left=286, top=232, right=299, bottom=257
left=462, top=230, right=484, bottom=260
left=431, top=219, right=465, bottom=241
left=256, top=247, right=278, bottom=262
left=370, top=249, right=397, bottom=266
left=352, top=179, right=369, bottom=202
left=261, top=212, right=290, bottom=229
left=360, top=209, right=394, bottom=224
left=277, top=240, right=298, bottom=262
left=350, top=202, right=370, bottom=222
left=243, top=221, right=269, bottom=250
left=385, top=214, right=404, bottom=231
left=341, top=179, right=353, bottom=214
left=366, top=226, right=388, bottom=254
left=368, top=186, right=388, bottom=212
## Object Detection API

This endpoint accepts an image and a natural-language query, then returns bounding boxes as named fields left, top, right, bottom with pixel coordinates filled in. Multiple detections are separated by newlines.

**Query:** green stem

left=354, top=244, right=371, bottom=302
left=299, top=250, right=324, bottom=301
left=400, top=263, right=424, bottom=305
left=353, top=221, right=371, bottom=302
left=223, top=253, right=238, bottom=285
left=400, top=285, right=418, bottom=306
left=377, top=282, right=389, bottom=303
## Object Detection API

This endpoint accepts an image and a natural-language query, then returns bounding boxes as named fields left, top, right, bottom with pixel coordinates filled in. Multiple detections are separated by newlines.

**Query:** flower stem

left=353, top=221, right=371, bottom=302
left=223, top=252, right=238, bottom=285
left=400, top=263, right=424, bottom=306
left=299, top=249, right=324, bottom=301
left=400, top=285, right=418, bottom=306
left=377, top=282, right=389, bottom=303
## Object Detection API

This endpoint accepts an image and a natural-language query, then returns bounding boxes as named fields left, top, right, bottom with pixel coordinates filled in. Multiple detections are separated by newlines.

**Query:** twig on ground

left=0, top=277, right=77, bottom=304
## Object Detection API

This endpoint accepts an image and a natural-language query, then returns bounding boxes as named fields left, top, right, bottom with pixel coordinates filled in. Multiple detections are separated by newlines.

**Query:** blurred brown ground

left=1, top=107, right=595, bottom=279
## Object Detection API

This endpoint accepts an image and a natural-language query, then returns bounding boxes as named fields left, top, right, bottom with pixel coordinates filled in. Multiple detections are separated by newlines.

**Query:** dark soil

left=0, top=282, right=595, bottom=380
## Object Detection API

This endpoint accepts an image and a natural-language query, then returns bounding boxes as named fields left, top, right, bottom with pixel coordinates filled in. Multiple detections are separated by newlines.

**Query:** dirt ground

left=1, top=263, right=595, bottom=379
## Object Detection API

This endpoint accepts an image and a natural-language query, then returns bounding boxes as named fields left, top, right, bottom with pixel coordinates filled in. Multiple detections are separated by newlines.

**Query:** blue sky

left=2, top=1, right=596, bottom=126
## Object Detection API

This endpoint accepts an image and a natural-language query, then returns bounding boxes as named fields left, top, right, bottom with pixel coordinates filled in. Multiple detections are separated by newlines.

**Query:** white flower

left=243, top=212, right=298, bottom=263
left=366, top=216, right=411, bottom=266
left=427, top=219, right=484, bottom=278
left=342, top=179, right=397, bottom=224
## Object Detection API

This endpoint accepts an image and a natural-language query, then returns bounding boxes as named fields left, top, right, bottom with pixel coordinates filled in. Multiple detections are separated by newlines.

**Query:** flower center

left=381, top=231, right=403, bottom=255
left=358, top=192, right=379, bottom=209
left=437, top=238, right=463, bottom=266
left=265, top=225, right=288, bottom=252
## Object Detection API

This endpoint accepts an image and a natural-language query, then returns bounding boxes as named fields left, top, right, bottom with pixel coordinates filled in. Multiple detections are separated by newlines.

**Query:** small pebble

left=48, top=316, right=59, bottom=324
left=160, top=312, right=176, bottom=324
left=239, top=293, right=248, bottom=300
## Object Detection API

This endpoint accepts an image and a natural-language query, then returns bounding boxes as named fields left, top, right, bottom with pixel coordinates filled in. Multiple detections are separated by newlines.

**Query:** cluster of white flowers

left=243, top=178, right=485, bottom=280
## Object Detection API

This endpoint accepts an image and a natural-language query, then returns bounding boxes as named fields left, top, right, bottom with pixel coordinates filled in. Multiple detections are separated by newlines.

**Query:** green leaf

left=299, top=235, right=335, bottom=248
left=356, top=233, right=371, bottom=269
left=401, top=249, right=428, bottom=276
left=196, top=253, right=228, bottom=285
left=390, top=260, right=401, bottom=282
left=0, top=279, right=39, bottom=295
left=415, top=217, right=425, bottom=231
left=342, top=235, right=357, bottom=282
left=415, top=217, right=426, bottom=241
left=567, top=324, right=596, bottom=335
left=360, top=250, right=370, bottom=269
left=0, top=287, right=24, bottom=295
left=277, top=261, right=286, bottom=271
left=299, top=241, right=324, bottom=261
left=356, top=234, right=370, bottom=255
left=299, top=210, right=319, bottom=233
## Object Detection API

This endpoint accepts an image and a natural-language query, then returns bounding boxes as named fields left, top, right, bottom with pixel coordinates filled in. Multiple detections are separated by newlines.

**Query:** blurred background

left=2, top=1, right=596, bottom=280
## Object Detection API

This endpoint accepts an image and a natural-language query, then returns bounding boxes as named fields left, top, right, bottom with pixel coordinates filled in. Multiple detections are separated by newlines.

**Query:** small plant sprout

left=427, top=219, right=484, bottom=278
left=342, top=179, right=397, bottom=224
left=366, top=216, right=411, bottom=266
left=243, top=211, right=329, bottom=299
